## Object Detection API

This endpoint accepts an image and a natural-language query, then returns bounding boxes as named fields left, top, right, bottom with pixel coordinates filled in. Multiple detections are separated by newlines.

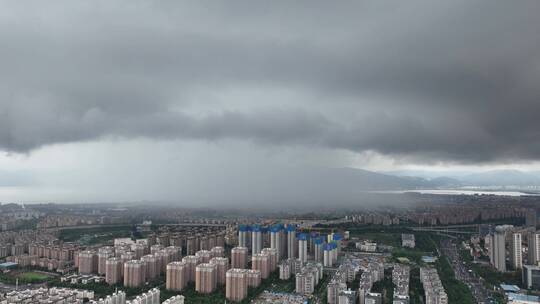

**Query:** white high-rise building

left=270, top=226, right=281, bottom=261
left=510, top=233, right=522, bottom=270
left=491, top=226, right=507, bottom=272
left=528, top=232, right=540, bottom=266
left=238, top=225, right=249, bottom=248
left=251, top=226, right=262, bottom=255
left=298, top=234, right=308, bottom=264
left=162, top=295, right=185, bottom=304
left=287, top=225, right=296, bottom=259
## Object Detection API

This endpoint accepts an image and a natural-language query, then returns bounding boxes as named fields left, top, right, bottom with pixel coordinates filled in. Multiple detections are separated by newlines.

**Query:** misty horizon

left=1, top=1, right=540, bottom=204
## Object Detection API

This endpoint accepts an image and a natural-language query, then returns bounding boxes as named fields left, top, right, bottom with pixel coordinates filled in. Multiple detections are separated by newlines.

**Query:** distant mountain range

left=385, top=169, right=540, bottom=187
left=264, top=167, right=540, bottom=194
left=287, top=167, right=458, bottom=191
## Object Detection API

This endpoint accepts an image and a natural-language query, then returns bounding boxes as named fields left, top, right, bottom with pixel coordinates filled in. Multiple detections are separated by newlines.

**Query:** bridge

left=408, top=224, right=479, bottom=236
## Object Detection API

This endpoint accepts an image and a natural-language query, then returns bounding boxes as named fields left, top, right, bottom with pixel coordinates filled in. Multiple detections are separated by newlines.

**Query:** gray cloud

left=1, top=1, right=539, bottom=163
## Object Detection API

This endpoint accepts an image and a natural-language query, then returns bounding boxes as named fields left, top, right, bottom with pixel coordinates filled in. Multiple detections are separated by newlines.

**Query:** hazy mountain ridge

left=386, top=169, right=540, bottom=187
left=307, top=167, right=456, bottom=190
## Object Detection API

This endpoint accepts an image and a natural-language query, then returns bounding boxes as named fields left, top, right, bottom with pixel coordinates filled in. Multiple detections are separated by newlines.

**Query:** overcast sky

left=1, top=1, right=540, bottom=204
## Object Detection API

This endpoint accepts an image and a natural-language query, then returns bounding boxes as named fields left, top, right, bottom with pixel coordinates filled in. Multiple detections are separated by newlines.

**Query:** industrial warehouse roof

left=500, top=284, right=520, bottom=292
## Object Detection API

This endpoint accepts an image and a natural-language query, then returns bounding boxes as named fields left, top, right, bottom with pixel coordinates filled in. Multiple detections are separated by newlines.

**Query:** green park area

left=58, top=225, right=134, bottom=245
left=391, top=233, right=439, bottom=265
left=0, top=270, right=55, bottom=284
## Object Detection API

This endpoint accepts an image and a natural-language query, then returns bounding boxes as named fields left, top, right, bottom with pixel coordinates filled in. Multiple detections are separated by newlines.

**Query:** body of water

left=390, top=189, right=539, bottom=196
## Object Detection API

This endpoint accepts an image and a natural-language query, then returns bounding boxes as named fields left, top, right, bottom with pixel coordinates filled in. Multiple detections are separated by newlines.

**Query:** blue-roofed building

left=239, top=224, right=248, bottom=232
left=506, top=292, right=540, bottom=304
left=0, top=262, right=18, bottom=270
left=421, top=256, right=438, bottom=264
left=501, top=284, right=520, bottom=293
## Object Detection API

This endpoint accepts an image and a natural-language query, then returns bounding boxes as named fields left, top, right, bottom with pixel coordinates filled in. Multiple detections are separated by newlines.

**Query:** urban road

left=440, top=239, right=497, bottom=304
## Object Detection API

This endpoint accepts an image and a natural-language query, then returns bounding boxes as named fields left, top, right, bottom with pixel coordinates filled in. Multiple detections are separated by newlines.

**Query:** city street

left=440, top=239, right=497, bottom=304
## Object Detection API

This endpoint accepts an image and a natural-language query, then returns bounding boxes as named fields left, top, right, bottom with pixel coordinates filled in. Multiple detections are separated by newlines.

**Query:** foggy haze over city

left=2, top=3, right=540, bottom=304
left=1, top=1, right=540, bottom=204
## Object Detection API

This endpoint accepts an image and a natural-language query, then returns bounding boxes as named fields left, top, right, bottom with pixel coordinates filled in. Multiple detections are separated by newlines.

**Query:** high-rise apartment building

left=298, top=233, right=308, bottom=264
left=124, top=260, right=147, bottom=288
left=279, top=261, right=291, bottom=280
left=252, top=253, right=270, bottom=279
left=238, top=225, right=249, bottom=248
left=261, top=247, right=277, bottom=271
left=490, top=226, right=507, bottom=272
left=511, top=233, right=523, bottom=270
left=270, top=225, right=284, bottom=260
left=529, top=232, right=540, bottom=266
left=314, top=237, right=324, bottom=263
left=210, top=257, right=229, bottom=285
left=150, top=244, right=164, bottom=255
left=523, top=264, right=540, bottom=289
left=231, top=247, right=248, bottom=269
left=97, top=247, right=114, bottom=275
left=166, top=261, right=188, bottom=291
left=132, top=243, right=146, bottom=259
left=195, top=263, right=217, bottom=294
left=246, top=269, right=261, bottom=287
left=105, top=257, right=123, bottom=285
left=526, top=210, right=538, bottom=228
left=226, top=268, right=248, bottom=302
left=251, top=225, right=262, bottom=255
left=195, top=250, right=212, bottom=264
left=287, top=225, right=296, bottom=260
left=142, top=254, right=159, bottom=280
left=182, top=255, right=201, bottom=283
left=78, top=250, right=98, bottom=274
left=210, top=246, right=225, bottom=258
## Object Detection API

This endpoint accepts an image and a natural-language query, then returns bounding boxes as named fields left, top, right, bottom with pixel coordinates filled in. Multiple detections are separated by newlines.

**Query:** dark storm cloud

left=1, top=1, right=540, bottom=162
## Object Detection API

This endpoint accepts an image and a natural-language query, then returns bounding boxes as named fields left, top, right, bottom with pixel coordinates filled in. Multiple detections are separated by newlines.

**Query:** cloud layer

left=1, top=1, right=540, bottom=163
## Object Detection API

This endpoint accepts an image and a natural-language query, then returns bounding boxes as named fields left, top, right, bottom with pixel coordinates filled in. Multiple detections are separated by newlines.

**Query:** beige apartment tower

left=195, top=263, right=217, bottom=294
left=261, top=248, right=278, bottom=271
left=182, top=255, right=201, bottom=283
left=210, top=257, right=229, bottom=285
left=246, top=269, right=261, bottom=287
left=105, top=257, right=123, bottom=285
left=78, top=250, right=98, bottom=274
left=98, top=247, right=114, bottom=275
left=226, top=269, right=248, bottom=302
left=124, top=260, right=147, bottom=288
left=142, top=254, right=159, bottom=280
left=166, top=261, right=188, bottom=291
left=195, top=250, right=212, bottom=264
left=231, top=247, right=248, bottom=269
left=252, top=253, right=270, bottom=279
left=210, top=246, right=225, bottom=258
